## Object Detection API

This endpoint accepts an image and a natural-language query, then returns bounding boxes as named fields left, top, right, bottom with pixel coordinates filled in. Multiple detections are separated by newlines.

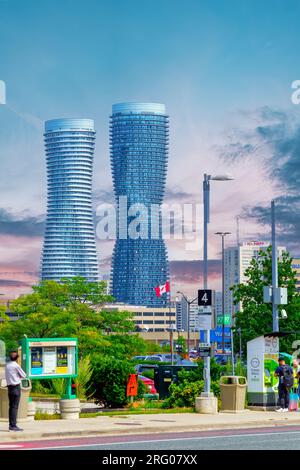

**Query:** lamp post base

left=195, top=394, right=218, bottom=414
left=59, top=399, right=80, bottom=419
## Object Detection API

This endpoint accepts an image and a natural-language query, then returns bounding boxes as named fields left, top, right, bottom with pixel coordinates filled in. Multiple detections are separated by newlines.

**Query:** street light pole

left=177, top=291, right=197, bottom=358
left=187, top=301, right=190, bottom=354
left=203, top=174, right=233, bottom=395
left=166, top=292, right=174, bottom=366
left=214, top=232, right=231, bottom=353
left=203, top=174, right=210, bottom=290
left=238, top=328, right=242, bottom=360
left=203, top=174, right=211, bottom=394
left=271, top=200, right=279, bottom=332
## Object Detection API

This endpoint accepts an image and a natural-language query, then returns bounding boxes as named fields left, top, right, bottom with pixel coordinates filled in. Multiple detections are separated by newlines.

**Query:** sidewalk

left=2, top=410, right=300, bottom=442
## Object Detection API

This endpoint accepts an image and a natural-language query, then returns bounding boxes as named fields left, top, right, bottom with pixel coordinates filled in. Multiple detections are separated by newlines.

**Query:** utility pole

left=271, top=200, right=279, bottom=332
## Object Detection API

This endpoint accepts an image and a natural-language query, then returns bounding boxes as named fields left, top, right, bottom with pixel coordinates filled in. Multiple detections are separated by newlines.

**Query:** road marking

left=0, top=444, right=23, bottom=449
left=32, top=429, right=300, bottom=450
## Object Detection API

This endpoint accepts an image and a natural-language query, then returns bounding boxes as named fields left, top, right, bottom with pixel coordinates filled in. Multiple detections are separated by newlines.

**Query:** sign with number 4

left=198, top=289, right=212, bottom=306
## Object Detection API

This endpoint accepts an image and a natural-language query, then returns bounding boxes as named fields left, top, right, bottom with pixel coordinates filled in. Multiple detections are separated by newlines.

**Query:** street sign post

left=197, top=289, right=216, bottom=330
left=217, top=315, right=231, bottom=326
left=126, top=374, right=138, bottom=402
left=198, top=343, right=211, bottom=358
left=198, top=289, right=212, bottom=307
left=198, top=313, right=212, bottom=330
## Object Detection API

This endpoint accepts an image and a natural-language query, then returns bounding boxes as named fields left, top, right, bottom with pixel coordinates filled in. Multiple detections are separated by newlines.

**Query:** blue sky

left=0, top=0, right=300, bottom=297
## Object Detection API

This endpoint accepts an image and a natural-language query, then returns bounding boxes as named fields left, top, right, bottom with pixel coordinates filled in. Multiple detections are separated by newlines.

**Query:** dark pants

left=8, top=384, right=21, bottom=428
left=278, top=383, right=290, bottom=409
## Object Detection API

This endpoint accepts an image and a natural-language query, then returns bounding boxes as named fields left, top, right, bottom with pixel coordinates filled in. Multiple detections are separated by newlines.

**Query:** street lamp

left=202, top=174, right=234, bottom=395
left=203, top=174, right=234, bottom=288
left=214, top=231, right=231, bottom=354
left=166, top=323, right=176, bottom=365
left=176, top=291, right=197, bottom=356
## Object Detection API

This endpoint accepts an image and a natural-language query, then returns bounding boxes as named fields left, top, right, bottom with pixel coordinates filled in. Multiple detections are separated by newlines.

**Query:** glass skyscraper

left=110, top=103, right=169, bottom=306
left=41, top=118, right=99, bottom=282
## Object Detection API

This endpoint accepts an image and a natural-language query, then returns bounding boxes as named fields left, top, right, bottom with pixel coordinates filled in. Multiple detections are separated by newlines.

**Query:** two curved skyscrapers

left=41, top=104, right=169, bottom=307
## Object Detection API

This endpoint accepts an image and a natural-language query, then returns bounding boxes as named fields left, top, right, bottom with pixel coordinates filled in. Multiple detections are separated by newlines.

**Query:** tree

left=0, top=277, right=146, bottom=359
left=175, top=335, right=187, bottom=354
left=232, top=247, right=300, bottom=353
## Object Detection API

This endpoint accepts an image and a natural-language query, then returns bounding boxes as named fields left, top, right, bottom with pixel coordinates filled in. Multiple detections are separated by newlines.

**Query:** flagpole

left=155, top=281, right=173, bottom=365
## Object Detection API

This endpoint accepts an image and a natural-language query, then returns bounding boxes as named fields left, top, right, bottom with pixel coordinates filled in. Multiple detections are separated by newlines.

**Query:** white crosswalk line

left=0, top=444, right=23, bottom=448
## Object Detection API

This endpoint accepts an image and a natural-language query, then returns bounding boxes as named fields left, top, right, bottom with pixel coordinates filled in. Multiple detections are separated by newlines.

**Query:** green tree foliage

left=0, top=277, right=145, bottom=359
left=175, top=335, right=187, bottom=354
left=231, top=247, right=300, bottom=353
left=162, top=362, right=221, bottom=408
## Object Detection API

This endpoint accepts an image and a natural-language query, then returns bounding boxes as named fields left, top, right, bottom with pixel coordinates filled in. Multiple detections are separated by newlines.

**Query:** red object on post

left=126, top=374, right=138, bottom=397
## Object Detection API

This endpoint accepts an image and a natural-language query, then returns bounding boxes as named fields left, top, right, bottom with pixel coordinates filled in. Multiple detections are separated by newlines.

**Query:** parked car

left=180, top=359, right=197, bottom=367
left=144, top=355, right=164, bottom=362
left=158, top=353, right=182, bottom=364
left=132, top=355, right=147, bottom=361
left=138, top=375, right=157, bottom=394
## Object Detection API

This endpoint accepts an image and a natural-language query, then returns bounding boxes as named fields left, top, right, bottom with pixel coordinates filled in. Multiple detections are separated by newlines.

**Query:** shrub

left=74, top=356, right=94, bottom=400
left=48, top=378, right=66, bottom=397
left=91, top=355, right=135, bottom=407
left=162, top=380, right=204, bottom=408
left=161, top=361, right=222, bottom=409
left=140, top=369, right=154, bottom=380
left=137, top=379, right=147, bottom=399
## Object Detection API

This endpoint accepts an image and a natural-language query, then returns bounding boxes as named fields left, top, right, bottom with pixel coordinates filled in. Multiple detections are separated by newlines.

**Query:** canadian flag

left=154, top=281, right=170, bottom=297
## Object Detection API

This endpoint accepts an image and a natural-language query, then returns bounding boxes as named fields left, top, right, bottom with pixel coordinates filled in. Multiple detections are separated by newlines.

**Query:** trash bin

left=220, top=376, right=247, bottom=411
left=0, top=378, right=31, bottom=419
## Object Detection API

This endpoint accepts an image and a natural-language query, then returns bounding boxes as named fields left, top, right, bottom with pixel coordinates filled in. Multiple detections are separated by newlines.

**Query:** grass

left=79, top=407, right=194, bottom=418
left=35, top=412, right=61, bottom=420
left=34, top=398, right=194, bottom=420
left=35, top=407, right=194, bottom=420
left=31, top=393, right=61, bottom=399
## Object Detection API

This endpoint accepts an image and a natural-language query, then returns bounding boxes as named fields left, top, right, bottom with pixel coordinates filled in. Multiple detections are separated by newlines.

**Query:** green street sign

left=217, top=315, right=231, bottom=326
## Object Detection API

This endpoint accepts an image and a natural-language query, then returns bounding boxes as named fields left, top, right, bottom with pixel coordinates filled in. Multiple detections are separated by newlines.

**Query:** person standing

left=292, top=358, right=300, bottom=394
left=274, top=357, right=294, bottom=412
left=5, top=351, right=26, bottom=431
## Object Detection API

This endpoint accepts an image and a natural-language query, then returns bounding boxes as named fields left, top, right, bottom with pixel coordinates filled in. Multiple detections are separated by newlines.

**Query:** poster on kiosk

left=247, top=333, right=285, bottom=407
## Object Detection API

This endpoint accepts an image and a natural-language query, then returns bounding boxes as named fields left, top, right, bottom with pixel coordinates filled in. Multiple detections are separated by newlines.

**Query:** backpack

left=282, top=365, right=294, bottom=389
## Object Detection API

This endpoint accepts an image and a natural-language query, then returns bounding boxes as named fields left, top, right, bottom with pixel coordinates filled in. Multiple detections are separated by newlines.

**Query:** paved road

left=2, top=426, right=300, bottom=450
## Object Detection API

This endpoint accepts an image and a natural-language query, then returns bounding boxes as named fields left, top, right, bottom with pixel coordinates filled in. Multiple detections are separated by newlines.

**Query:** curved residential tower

left=41, top=118, right=99, bottom=281
left=110, top=103, right=169, bottom=306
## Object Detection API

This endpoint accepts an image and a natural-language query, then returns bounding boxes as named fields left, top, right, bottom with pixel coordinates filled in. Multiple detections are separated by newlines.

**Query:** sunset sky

left=0, top=0, right=300, bottom=299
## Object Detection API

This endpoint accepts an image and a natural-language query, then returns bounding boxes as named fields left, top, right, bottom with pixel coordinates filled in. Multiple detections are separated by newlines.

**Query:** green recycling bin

left=220, top=376, right=247, bottom=411
left=0, top=378, right=31, bottom=419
